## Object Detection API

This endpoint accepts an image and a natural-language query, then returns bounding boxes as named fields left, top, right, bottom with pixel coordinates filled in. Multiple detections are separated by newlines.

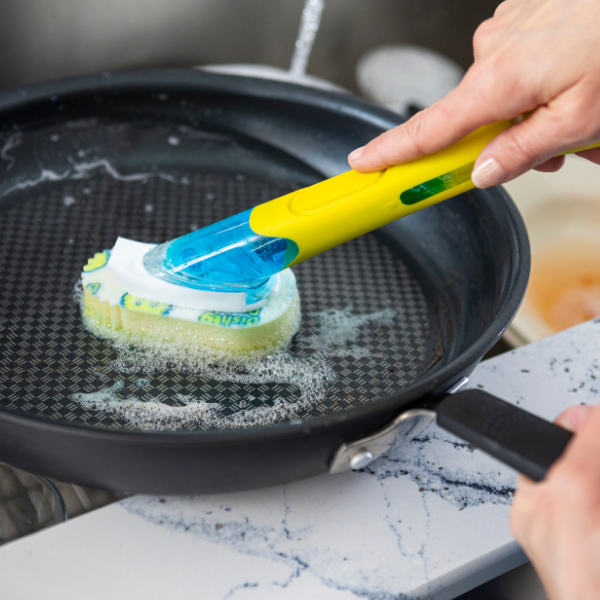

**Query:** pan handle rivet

left=349, top=450, right=374, bottom=470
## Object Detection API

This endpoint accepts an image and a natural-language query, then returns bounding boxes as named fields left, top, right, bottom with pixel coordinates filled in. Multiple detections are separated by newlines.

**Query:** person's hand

left=510, top=404, right=600, bottom=600
left=348, top=0, right=600, bottom=188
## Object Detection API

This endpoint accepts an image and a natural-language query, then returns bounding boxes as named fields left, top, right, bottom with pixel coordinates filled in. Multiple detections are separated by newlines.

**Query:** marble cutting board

left=0, top=319, right=598, bottom=600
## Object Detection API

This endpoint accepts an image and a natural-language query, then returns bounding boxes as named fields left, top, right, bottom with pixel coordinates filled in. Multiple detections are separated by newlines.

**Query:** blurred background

left=0, top=0, right=496, bottom=92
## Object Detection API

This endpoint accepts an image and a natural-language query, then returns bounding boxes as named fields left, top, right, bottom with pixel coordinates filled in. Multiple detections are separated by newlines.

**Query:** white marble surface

left=1, top=320, right=599, bottom=600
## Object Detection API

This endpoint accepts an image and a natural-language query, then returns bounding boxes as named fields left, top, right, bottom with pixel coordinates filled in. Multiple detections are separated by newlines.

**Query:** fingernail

left=348, top=146, right=365, bottom=163
left=472, top=158, right=505, bottom=188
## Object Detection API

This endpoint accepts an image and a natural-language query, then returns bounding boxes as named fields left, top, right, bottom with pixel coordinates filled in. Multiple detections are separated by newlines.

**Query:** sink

left=0, top=0, right=498, bottom=92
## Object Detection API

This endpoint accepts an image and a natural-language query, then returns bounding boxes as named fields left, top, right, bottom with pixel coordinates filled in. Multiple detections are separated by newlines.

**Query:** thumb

left=472, top=85, right=600, bottom=188
left=555, top=405, right=595, bottom=433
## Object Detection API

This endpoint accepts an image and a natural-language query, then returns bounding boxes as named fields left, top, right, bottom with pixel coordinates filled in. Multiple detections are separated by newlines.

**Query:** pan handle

left=436, top=390, right=573, bottom=482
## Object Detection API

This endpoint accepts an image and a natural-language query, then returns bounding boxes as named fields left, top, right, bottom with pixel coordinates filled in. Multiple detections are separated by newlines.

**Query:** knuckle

left=404, top=114, right=431, bottom=156
left=494, top=0, right=519, bottom=19
left=381, top=112, right=435, bottom=159
left=487, top=57, right=528, bottom=105
left=503, top=127, right=544, bottom=165
left=473, top=18, right=494, bottom=50
left=494, top=0, right=509, bottom=16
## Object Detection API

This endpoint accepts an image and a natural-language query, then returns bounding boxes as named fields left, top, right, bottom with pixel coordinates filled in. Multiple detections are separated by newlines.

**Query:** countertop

left=1, top=319, right=599, bottom=600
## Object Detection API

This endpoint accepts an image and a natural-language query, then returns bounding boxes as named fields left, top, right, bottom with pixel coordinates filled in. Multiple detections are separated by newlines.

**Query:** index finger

left=348, top=65, right=515, bottom=172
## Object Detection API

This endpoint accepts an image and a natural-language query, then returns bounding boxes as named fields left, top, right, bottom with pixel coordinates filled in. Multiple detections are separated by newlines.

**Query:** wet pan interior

left=0, top=117, right=445, bottom=430
left=0, top=72, right=528, bottom=491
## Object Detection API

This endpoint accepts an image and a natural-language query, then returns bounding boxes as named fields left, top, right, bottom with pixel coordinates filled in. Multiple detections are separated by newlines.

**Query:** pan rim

left=0, top=68, right=530, bottom=444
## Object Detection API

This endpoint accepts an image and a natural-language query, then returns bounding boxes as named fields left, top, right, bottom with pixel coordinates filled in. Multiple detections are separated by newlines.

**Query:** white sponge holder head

left=107, top=237, right=279, bottom=313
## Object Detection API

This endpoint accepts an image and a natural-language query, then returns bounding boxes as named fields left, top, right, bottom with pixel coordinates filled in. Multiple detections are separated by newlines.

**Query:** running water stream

left=289, top=0, right=325, bottom=78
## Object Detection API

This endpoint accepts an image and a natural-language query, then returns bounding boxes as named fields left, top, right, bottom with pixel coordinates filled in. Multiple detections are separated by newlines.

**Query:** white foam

left=0, top=132, right=22, bottom=171
left=305, top=305, right=396, bottom=351
left=72, top=303, right=397, bottom=431
left=73, top=350, right=336, bottom=431
left=1, top=157, right=188, bottom=198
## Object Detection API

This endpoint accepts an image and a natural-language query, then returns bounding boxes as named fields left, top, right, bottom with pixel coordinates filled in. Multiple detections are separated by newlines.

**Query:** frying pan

left=0, top=69, right=571, bottom=494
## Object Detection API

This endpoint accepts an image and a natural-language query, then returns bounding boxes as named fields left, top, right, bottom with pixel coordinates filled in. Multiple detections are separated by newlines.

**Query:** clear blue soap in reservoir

left=143, top=209, right=299, bottom=305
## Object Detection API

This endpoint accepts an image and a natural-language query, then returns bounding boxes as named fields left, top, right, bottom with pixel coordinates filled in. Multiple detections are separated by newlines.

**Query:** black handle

left=436, top=390, right=573, bottom=482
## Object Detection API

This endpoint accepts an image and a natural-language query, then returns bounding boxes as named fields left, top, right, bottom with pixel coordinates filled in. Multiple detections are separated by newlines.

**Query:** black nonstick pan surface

left=0, top=70, right=566, bottom=494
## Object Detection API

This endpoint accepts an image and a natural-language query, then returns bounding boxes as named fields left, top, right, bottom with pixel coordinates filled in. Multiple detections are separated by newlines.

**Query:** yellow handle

left=250, top=121, right=600, bottom=266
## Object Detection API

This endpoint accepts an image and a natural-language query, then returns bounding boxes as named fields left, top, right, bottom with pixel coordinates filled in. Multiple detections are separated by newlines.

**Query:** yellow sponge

left=80, top=250, right=301, bottom=360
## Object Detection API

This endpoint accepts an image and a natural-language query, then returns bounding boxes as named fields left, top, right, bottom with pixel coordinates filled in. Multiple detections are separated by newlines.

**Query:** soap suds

left=1, top=158, right=187, bottom=198
left=0, top=132, right=22, bottom=171
left=305, top=306, right=396, bottom=357
left=73, top=305, right=397, bottom=431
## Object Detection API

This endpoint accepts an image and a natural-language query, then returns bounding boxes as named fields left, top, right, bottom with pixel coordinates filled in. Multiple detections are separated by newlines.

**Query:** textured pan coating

left=0, top=121, right=442, bottom=432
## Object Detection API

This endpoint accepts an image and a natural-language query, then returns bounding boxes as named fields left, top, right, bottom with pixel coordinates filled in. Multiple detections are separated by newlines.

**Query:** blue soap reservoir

left=143, top=209, right=299, bottom=306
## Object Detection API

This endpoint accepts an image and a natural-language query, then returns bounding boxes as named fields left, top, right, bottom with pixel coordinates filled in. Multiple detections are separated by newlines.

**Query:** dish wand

left=143, top=121, right=600, bottom=297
